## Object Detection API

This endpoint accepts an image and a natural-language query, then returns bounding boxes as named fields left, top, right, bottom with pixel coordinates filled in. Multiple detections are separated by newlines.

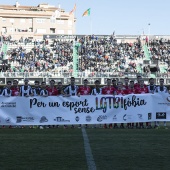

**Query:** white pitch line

left=82, top=127, right=96, bottom=170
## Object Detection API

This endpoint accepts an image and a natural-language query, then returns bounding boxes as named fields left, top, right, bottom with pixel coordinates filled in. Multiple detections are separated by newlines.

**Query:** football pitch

left=0, top=127, right=170, bottom=170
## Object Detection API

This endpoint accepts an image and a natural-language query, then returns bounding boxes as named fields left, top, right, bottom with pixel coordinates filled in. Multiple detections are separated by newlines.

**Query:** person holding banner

left=56, top=82, right=65, bottom=128
left=11, top=79, right=20, bottom=96
left=102, top=78, right=115, bottom=95
left=114, top=81, right=127, bottom=96
left=64, top=77, right=79, bottom=97
left=136, top=79, right=149, bottom=94
left=126, top=80, right=138, bottom=128
left=57, top=82, right=65, bottom=96
left=154, top=78, right=168, bottom=129
left=136, top=79, right=149, bottom=129
left=123, top=77, right=129, bottom=90
left=112, top=79, right=118, bottom=90
left=102, top=78, right=115, bottom=129
left=147, top=78, right=157, bottom=93
left=91, top=80, right=102, bottom=128
left=19, top=79, right=35, bottom=129
left=1, top=81, right=12, bottom=97
left=64, top=77, right=79, bottom=128
left=147, top=78, right=157, bottom=129
left=91, top=80, right=102, bottom=95
left=134, top=75, right=147, bottom=89
left=47, top=79, right=58, bottom=96
left=38, top=82, right=48, bottom=129
left=126, top=80, right=136, bottom=94
left=114, top=81, right=126, bottom=128
left=46, top=80, right=59, bottom=128
left=40, top=82, right=48, bottom=97
left=155, top=78, right=168, bottom=93
left=31, top=81, right=41, bottom=129
left=112, top=79, right=118, bottom=129
left=0, top=81, right=13, bottom=128
left=19, top=78, right=33, bottom=97
left=32, top=80, right=41, bottom=96
left=77, top=79, right=91, bottom=128
left=78, top=79, right=91, bottom=95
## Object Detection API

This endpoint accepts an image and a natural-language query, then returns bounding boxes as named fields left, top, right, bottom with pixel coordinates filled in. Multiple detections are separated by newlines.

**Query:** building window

left=57, top=20, right=64, bottom=24
left=50, top=28, right=55, bottom=33
left=18, top=29, right=28, bottom=32
left=2, top=18, right=6, bottom=22
left=50, top=19, right=55, bottom=23
left=10, top=19, right=15, bottom=23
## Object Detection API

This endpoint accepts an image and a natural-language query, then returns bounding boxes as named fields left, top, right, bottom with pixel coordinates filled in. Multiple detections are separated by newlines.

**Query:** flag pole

left=58, top=3, right=61, bottom=22
left=75, top=2, right=77, bottom=35
left=90, top=13, right=92, bottom=36
left=82, top=8, right=91, bottom=35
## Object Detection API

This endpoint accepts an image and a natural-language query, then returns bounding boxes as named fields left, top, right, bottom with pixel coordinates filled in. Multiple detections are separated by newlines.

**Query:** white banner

left=0, top=93, right=170, bottom=125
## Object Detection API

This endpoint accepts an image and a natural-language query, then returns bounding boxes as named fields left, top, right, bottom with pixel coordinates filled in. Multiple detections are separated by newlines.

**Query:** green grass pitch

left=0, top=127, right=170, bottom=170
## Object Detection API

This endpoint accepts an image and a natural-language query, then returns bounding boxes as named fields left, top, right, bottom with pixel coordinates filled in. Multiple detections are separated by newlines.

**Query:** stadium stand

left=0, top=35, right=170, bottom=85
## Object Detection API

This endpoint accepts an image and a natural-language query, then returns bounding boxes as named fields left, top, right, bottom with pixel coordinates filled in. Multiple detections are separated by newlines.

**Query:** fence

left=0, top=72, right=170, bottom=85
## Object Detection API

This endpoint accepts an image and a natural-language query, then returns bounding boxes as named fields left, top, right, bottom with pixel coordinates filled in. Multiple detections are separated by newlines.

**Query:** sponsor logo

left=0, top=102, right=16, bottom=107
left=148, top=113, right=152, bottom=120
left=16, top=116, right=34, bottom=123
left=75, top=116, right=80, bottom=122
left=156, top=112, right=166, bottom=119
left=16, top=116, right=22, bottom=123
left=40, top=116, right=48, bottom=123
left=158, top=96, right=170, bottom=106
left=113, top=115, right=117, bottom=120
left=137, top=114, right=143, bottom=119
left=54, top=117, right=70, bottom=122
left=167, top=96, right=170, bottom=102
left=86, top=116, right=92, bottom=122
left=5, top=117, right=11, bottom=123
left=97, top=115, right=107, bottom=122
left=123, top=114, right=132, bottom=121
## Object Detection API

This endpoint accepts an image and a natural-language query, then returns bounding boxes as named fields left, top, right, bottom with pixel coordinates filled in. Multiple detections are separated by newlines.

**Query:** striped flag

left=69, top=4, right=76, bottom=15
left=82, top=8, right=90, bottom=17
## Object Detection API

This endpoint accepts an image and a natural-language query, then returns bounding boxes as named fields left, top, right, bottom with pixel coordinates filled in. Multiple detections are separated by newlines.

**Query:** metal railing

left=0, top=72, right=169, bottom=85
left=0, top=71, right=169, bottom=78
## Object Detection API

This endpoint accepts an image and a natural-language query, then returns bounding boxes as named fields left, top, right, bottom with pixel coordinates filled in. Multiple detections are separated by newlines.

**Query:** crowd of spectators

left=149, top=38, right=170, bottom=65
left=0, top=34, right=170, bottom=78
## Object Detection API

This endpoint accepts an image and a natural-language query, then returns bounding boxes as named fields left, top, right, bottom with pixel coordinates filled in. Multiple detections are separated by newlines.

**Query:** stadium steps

left=136, top=64, right=143, bottom=73
left=143, top=45, right=151, bottom=60
left=160, top=66, right=167, bottom=73
left=150, top=73, right=156, bottom=78
left=1, top=43, right=8, bottom=59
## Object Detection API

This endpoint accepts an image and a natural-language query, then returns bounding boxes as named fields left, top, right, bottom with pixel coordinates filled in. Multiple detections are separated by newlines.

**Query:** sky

left=2, top=0, right=170, bottom=35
